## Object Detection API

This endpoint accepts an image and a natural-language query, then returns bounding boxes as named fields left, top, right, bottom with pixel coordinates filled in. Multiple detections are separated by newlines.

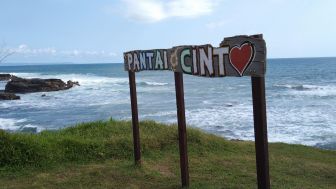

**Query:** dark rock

left=5, top=77, right=79, bottom=93
left=41, top=94, right=46, bottom=97
left=0, top=92, right=20, bottom=100
left=67, top=80, right=80, bottom=88
left=10, top=75, right=20, bottom=80
left=0, top=74, right=13, bottom=81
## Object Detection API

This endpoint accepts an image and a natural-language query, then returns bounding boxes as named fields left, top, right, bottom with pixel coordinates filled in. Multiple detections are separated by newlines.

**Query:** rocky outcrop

left=0, top=73, right=79, bottom=100
left=0, top=92, right=20, bottom=100
left=67, top=80, right=80, bottom=88
left=0, top=74, right=13, bottom=81
left=0, top=74, right=20, bottom=81
left=5, top=77, right=79, bottom=93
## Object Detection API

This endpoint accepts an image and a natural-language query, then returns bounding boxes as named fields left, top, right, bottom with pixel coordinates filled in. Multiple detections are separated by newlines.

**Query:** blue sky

left=0, top=0, right=335, bottom=63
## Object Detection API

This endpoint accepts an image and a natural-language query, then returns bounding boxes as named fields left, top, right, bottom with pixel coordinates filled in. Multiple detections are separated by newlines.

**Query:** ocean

left=0, top=58, right=335, bottom=150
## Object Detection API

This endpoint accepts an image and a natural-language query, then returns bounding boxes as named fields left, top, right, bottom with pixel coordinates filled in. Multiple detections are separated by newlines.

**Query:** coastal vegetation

left=0, top=119, right=335, bottom=188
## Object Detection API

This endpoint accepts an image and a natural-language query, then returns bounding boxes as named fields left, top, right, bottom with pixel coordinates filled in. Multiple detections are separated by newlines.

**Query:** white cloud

left=61, top=49, right=117, bottom=57
left=119, top=0, right=219, bottom=23
left=14, top=44, right=57, bottom=56
left=10, top=44, right=117, bottom=58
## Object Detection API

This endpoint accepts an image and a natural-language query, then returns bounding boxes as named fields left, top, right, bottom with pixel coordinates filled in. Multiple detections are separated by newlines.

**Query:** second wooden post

left=174, top=72, right=190, bottom=187
left=251, top=76, right=270, bottom=189
left=128, top=71, right=141, bottom=165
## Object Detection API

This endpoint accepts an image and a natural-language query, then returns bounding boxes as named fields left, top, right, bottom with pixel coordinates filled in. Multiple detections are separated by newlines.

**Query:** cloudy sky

left=0, top=0, right=335, bottom=63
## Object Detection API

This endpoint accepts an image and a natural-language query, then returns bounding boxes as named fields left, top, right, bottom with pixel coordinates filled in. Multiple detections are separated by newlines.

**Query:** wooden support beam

left=174, top=72, right=190, bottom=187
left=128, top=71, right=141, bottom=165
left=251, top=76, right=270, bottom=189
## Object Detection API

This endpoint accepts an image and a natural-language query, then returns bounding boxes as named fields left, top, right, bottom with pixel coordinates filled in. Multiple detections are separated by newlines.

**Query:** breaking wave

left=273, top=84, right=336, bottom=97
left=138, top=81, right=168, bottom=86
left=0, top=118, right=42, bottom=133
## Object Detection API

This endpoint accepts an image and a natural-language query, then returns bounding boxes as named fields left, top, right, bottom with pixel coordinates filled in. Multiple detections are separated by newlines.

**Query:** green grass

left=0, top=119, right=335, bottom=188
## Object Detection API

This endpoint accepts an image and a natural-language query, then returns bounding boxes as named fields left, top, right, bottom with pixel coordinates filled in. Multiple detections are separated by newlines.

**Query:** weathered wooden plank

left=174, top=72, right=189, bottom=187
left=251, top=76, right=270, bottom=189
left=124, top=34, right=266, bottom=77
left=128, top=71, right=141, bottom=165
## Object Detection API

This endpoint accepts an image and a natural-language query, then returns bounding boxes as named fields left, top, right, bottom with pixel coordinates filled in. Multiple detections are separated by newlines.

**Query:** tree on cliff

left=0, top=42, right=15, bottom=63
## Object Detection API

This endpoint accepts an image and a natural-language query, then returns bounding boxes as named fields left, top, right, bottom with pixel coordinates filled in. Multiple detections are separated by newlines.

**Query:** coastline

left=1, top=59, right=336, bottom=152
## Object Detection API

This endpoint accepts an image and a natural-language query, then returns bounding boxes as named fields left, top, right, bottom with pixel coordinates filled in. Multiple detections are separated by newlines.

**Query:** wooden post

left=174, top=72, right=190, bottom=187
left=251, top=76, right=270, bottom=189
left=128, top=71, right=141, bottom=165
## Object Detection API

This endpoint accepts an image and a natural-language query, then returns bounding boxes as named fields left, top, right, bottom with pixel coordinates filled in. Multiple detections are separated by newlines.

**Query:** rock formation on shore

left=0, top=92, right=20, bottom=100
left=0, top=74, right=12, bottom=81
left=0, top=74, right=79, bottom=100
left=5, top=77, right=79, bottom=93
left=0, top=74, right=19, bottom=81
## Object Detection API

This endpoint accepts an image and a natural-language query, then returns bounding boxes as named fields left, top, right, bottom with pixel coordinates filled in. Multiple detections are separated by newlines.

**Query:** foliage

left=0, top=119, right=335, bottom=188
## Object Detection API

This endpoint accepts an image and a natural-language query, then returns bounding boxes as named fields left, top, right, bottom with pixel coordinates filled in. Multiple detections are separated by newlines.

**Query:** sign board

left=124, top=34, right=270, bottom=188
left=124, top=35, right=266, bottom=77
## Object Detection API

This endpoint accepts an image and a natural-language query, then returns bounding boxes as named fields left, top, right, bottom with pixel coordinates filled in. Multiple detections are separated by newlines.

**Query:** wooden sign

left=124, top=35, right=266, bottom=77
left=124, top=34, right=270, bottom=189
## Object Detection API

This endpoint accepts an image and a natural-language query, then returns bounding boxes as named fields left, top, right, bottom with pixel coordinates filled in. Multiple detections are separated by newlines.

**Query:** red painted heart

left=229, top=42, right=254, bottom=76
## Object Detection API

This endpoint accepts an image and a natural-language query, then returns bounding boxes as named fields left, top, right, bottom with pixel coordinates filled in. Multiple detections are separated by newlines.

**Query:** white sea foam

left=274, top=84, right=322, bottom=90
left=138, top=81, right=168, bottom=86
left=11, top=72, right=128, bottom=86
left=202, top=100, right=214, bottom=105
left=10, top=72, right=169, bottom=88
left=179, top=102, right=336, bottom=147
left=0, top=118, right=27, bottom=130
left=274, top=84, right=336, bottom=97
left=7, top=72, right=41, bottom=78
left=0, top=118, right=42, bottom=132
left=184, top=104, right=255, bottom=139
left=291, top=85, right=336, bottom=97
left=0, top=103, right=11, bottom=109
left=143, top=110, right=176, bottom=117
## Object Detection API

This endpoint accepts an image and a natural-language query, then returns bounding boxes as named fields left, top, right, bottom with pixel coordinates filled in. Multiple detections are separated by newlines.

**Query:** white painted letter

left=133, top=53, right=140, bottom=71
left=163, top=50, right=168, bottom=69
left=146, top=52, right=154, bottom=69
left=180, top=48, right=192, bottom=74
left=213, top=47, right=229, bottom=76
left=192, top=49, right=198, bottom=74
left=155, top=50, right=164, bottom=69
left=139, top=52, right=146, bottom=70
left=199, top=46, right=213, bottom=76
left=127, top=53, right=133, bottom=70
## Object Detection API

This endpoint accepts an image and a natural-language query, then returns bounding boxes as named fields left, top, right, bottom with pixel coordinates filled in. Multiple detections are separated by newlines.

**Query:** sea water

left=0, top=58, right=335, bottom=149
